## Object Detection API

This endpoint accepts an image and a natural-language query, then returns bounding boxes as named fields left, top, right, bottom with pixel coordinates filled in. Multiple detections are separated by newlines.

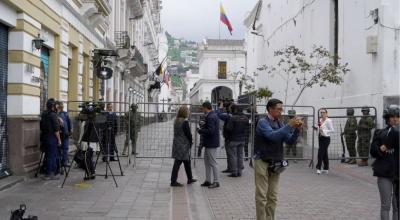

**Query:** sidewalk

left=0, top=156, right=382, bottom=220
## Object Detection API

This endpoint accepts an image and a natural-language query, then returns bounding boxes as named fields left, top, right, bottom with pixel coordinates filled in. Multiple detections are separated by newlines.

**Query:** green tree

left=258, top=45, right=350, bottom=106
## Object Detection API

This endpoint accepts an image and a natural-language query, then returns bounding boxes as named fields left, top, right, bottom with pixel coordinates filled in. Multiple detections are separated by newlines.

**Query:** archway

left=211, top=86, right=233, bottom=104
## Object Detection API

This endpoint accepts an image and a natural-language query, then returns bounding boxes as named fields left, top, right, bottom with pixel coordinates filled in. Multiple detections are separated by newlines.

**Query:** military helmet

left=130, top=104, right=138, bottom=111
left=361, top=106, right=370, bottom=112
left=46, top=98, right=56, bottom=110
left=383, top=105, right=400, bottom=119
left=346, top=108, right=354, bottom=116
left=288, top=109, right=296, bottom=116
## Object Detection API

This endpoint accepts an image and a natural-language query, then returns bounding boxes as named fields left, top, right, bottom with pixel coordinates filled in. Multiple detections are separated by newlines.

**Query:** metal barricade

left=317, top=106, right=377, bottom=161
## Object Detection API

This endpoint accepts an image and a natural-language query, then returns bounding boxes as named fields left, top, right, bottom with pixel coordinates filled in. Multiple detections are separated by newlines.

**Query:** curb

left=0, top=176, right=24, bottom=191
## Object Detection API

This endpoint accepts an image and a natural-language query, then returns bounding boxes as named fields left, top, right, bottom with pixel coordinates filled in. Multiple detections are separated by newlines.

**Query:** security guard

left=343, top=108, right=358, bottom=164
left=357, top=106, right=375, bottom=166
left=40, top=98, right=62, bottom=180
left=123, top=104, right=141, bottom=155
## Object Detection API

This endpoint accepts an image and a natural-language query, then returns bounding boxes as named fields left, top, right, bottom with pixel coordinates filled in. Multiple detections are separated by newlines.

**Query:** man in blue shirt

left=254, top=99, right=302, bottom=220
left=57, top=101, right=72, bottom=166
left=198, top=101, right=220, bottom=189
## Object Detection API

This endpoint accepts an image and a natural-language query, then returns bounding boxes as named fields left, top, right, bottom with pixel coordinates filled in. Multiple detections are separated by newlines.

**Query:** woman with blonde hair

left=170, top=106, right=197, bottom=186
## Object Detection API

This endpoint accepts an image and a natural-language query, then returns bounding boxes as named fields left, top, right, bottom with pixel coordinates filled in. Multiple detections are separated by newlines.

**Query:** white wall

left=246, top=0, right=400, bottom=127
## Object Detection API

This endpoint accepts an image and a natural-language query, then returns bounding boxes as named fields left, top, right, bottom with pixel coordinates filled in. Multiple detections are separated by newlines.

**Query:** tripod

left=94, top=123, right=124, bottom=178
left=61, top=119, right=118, bottom=188
left=35, top=143, right=67, bottom=178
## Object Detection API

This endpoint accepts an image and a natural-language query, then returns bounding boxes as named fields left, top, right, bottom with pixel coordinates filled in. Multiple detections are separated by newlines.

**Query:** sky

left=161, top=0, right=259, bottom=42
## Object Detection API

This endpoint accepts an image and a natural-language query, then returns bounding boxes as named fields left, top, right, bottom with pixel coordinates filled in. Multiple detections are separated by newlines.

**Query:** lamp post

left=127, top=86, right=134, bottom=165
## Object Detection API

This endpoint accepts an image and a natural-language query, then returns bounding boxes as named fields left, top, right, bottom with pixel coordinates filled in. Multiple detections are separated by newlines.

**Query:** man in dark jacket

left=102, top=103, right=118, bottom=162
left=370, top=106, right=399, bottom=220
left=40, top=98, right=62, bottom=180
left=254, top=98, right=301, bottom=220
left=57, top=101, right=72, bottom=166
left=225, top=104, right=249, bottom=177
left=198, top=101, right=220, bottom=188
left=216, top=100, right=233, bottom=173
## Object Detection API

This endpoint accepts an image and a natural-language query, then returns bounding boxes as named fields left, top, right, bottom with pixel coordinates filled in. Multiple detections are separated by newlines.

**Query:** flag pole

left=219, top=1, right=221, bottom=39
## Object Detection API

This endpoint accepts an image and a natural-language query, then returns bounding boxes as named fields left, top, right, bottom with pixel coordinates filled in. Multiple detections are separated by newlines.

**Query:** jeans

left=224, top=140, right=232, bottom=171
left=229, top=141, right=244, bottom=175
left=61, top=138, right=69, bottom=165
left=378, top=177, right=398, bottom=220
left=170, top=159, right=193, bottom=183
left=316, top=136, right=330, bottom=170
left=254, top=159, right=280, bottom=220
left=204, top=148, right=219, bottom=183
left=44, top=135, right=57, bottom=175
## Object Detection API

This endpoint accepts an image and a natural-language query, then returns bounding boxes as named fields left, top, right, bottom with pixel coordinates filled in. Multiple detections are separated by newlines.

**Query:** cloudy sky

left=161, top=0, right=258, bottom=42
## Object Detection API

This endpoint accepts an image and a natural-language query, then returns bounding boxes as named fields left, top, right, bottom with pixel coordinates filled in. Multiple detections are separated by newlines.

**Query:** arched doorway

left=211, top=86, right=233, bottom=104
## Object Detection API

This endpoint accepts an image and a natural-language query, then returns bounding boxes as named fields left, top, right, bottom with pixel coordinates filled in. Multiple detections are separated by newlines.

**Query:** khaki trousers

left=254, top=159, right=280, bottom=220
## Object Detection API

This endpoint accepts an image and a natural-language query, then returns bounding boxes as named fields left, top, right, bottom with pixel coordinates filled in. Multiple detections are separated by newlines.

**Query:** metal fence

left=317, top=107, right=377, bottom=161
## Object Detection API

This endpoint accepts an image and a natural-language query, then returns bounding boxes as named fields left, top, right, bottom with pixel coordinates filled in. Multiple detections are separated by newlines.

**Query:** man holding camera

left=216, top=99, right=234, bottom=173
left=254, top=99, right=301, bottom=220
left=103, top=103, right=118, bottom=162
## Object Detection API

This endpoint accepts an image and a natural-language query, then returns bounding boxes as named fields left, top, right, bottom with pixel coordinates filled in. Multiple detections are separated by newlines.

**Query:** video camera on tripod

left=78, top=102, right=106, bottom=123
left=218, top=98, right=234, bottom=112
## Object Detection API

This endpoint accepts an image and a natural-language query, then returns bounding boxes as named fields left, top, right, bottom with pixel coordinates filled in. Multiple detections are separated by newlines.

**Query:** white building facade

left=189, top=39, right=245, bottom=104
left=245, top=0, right=399, bottom=126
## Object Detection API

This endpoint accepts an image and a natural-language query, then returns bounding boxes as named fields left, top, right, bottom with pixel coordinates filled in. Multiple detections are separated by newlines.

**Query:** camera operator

left=254, top=98, right=301, bottom=220
left=40, top=98, right=62, bottom=180
left=56, top=101, right=72, bottom=166
left=225, top=104, right=250, bottom=177
left=102, top=103, right=118, bottom=162
left=216, top=99, right=234, bottom=173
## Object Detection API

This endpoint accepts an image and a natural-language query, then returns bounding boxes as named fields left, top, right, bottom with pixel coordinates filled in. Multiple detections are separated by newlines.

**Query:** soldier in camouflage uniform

left=343, top=108, right=357, bottom=164
left=122, top=104, right=141, bottom=155
left=357, top=106, right=375, bottom=166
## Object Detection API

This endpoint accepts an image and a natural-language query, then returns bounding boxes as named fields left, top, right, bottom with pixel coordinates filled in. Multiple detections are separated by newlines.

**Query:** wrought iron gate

left=0, top=23, right=9, bottom=177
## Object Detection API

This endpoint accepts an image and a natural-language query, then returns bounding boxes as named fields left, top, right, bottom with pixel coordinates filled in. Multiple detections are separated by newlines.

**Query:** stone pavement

left=193, top=158, right=381, bottom=220
left=0, top=154, right=384, bottom=220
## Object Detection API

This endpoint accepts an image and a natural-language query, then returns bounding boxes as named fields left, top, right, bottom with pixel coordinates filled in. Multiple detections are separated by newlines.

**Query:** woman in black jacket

left=370, top=106, right=399, bottom=220
left=170, top=106, right=197, bottom=187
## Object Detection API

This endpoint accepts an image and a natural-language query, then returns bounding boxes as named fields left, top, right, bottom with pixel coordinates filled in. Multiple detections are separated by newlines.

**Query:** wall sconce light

left=32, top=34, right=45, bottom=51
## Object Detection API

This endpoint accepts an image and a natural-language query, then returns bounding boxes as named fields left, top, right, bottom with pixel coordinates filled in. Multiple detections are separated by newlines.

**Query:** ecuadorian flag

left=220, top=3, right=233, bottom=35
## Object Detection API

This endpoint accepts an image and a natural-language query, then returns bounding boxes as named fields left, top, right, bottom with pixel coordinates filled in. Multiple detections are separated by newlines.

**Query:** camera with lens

left=219, top=98, right=234, bottom=112
left=10, top=204, right=38, bottom=220
left=78, top=102, right=106, bottom=123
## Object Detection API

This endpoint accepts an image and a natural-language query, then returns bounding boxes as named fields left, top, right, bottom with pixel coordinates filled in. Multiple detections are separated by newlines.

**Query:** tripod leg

left=105, top=161, right=118, bottom=187
left=61, top=157, right=75, bottom=188
left=35, top=152, right=44, bottom=178
left=115, top=149, right=124, bottom=176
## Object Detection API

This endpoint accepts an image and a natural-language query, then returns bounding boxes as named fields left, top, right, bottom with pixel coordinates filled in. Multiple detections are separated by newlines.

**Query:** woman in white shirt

left=315, top=108, right=334, bottom=174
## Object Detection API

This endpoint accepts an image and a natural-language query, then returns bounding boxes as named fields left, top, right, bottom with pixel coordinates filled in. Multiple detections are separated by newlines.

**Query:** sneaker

left=316, top=169, right=321, bottom=175
left=322, top=170, right=329, bottom=174
left=208, top=182, right=220, bottom=189
left=170, top=182, right=183, bottom=187
left=200, top=181, right=211, bottom=187
left=348, top=159, right=357, bottom=164
left=187, top=179, right=197, bottom=184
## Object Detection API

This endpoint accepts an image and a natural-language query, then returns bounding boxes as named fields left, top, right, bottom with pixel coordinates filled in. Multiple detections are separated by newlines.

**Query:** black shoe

left=208, top=182, right=220, bottom=189
left=102, top=157, right=107, bottom=162
left=228, top=173, right=240, bottom=177
left=222, top=169, right=232, bottom=173
left=187, top=179, right=197, bottom=184
left=109, top=158, right=117, bottom=161
left=200, top=181, right=211, bottom=187
left=170, top=182, right=183, bottom=187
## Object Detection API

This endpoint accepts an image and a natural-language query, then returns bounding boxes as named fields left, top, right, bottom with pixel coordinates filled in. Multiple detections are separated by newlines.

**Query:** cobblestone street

left=0, top=153, right=381, bottom=220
